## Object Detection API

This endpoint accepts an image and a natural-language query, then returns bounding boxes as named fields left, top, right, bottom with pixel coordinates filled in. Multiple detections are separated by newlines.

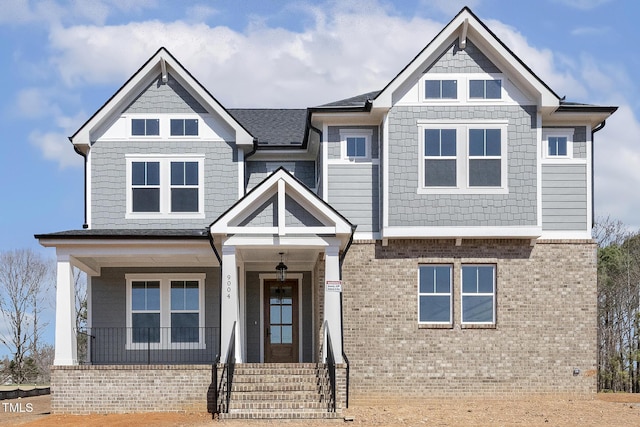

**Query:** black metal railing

left=342, top=350, right=350, bottom=408
left=324, top=321, right=337, bottom=412
left=79, top=327, right=220, bottom=365
left=218, top=321, right=236, bottom=414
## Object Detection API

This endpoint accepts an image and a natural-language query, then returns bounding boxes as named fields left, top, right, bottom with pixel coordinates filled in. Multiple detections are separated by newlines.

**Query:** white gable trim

left=210, top=168, right=353, bottom=238
left=373, top=8, right=559, bottom=111
left=70, top=47, right=254, bottom=148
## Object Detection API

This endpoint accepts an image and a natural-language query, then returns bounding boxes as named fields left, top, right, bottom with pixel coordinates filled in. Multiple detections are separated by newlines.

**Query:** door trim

left=259, top=273, right=303, bottom=363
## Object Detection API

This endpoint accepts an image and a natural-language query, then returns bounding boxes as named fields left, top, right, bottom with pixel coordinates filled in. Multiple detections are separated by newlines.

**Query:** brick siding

left=340, top=239, right=597, bottom=398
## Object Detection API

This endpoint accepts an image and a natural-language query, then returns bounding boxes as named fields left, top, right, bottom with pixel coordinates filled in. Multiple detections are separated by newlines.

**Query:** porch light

left=275, top=252, right=288, bottom=282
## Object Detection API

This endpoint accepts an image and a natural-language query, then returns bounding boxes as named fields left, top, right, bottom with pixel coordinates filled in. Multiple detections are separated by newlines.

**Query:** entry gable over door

left=210, top=168, right=353, bottom=241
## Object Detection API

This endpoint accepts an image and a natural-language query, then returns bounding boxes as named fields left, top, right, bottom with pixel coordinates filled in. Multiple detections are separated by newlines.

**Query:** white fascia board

left=373, top=10, right=559, bottom=110
left=382, top=226, right=542, bottom=239
left=224, top=234, right=342, bottom=248
left=39, top=238, right=212, bottom=254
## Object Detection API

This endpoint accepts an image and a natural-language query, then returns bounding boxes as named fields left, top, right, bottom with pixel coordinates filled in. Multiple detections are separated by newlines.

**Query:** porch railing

left=79, top=327, right=220, bottom=365
left=216, top=321, right=236, bottom=414
left=321, top=321, right=337, bottom=412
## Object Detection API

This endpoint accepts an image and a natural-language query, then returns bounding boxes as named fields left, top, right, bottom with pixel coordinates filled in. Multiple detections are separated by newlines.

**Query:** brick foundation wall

left=341, top=239, right=597, bottom=398
left=50, top=365, right=214, bottom=414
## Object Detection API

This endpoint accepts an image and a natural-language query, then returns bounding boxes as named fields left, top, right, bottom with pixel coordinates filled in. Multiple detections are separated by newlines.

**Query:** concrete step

left=228, top=400, right=329, bottom=410
left=219, top=409, right=342, bottom=420
left=230, top=391, right=321, bottom=401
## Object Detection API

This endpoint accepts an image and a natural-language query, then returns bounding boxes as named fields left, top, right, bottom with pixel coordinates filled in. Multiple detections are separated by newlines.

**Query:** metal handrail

left=323, top=321, right=337, bottom=412
left=220, top=321, right=236, bottom=413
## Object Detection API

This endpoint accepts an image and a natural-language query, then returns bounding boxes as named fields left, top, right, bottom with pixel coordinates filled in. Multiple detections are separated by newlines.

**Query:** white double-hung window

left=418, top=265, right=453, bottom=324
left=126, top=155, right=205, bottom=218
left=126, top=274, right=206, bottom=349
left=419, top=121, right=507, bottom=193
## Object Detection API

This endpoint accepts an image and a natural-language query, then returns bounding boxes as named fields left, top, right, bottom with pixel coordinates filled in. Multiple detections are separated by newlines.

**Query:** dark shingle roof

left=227, top=109, right=307, bottom=146
left=34, top=229, right=209, bottom=240
left=316, top=90, right=381, bottom=108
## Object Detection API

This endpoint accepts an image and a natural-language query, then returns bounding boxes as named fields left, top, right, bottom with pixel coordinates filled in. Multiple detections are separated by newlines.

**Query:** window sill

left=461, top=323, right=496, bottom=330
left=418, top=323, right=453, bottom=329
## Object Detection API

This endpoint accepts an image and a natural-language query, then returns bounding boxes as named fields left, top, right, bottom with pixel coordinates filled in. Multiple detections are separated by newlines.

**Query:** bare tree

left=0, top=249, right=52, bottom=384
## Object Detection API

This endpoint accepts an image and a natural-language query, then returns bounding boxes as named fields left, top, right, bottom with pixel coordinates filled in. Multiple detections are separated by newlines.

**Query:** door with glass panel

left=264, top=280, right=298, bottom=363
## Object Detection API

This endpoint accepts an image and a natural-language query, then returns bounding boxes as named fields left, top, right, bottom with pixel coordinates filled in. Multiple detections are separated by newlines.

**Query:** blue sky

left=0, top=0, right=639, bottom=347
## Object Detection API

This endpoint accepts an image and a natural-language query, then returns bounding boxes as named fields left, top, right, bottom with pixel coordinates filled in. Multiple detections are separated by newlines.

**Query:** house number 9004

left=226, top=275, right=232, bottom=299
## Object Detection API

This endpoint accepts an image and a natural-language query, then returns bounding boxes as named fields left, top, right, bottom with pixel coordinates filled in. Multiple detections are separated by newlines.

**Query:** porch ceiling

left=238, top=247, right=321, bottom=271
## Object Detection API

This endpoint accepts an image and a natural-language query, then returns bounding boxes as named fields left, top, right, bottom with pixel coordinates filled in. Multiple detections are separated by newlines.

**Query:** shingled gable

left=210, top=167, right=353, bottom=239
left=372, top=7, right=560, bottom=113
left=69, top=47, right=254, bottom=151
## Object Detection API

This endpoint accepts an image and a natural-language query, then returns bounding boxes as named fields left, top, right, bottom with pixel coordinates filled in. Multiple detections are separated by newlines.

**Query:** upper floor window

left=468, top=128, right=502, bottom=187
left=542, top=129, right=574, bottom=160
left=127, top=156, right=204, bottom=218
left=340, top=130, right=372, bottom=162
left=425, top=80, right=457, bottom=100
left=469, top=79, right=501, bottom=99
left=419, top=122, right=507, bottom=193
left=461, top=265, right=496, bottom=324
left=419, top=265, right=452, bottom=324
left=132, top=118, right=160, bottom=136
left=170, top=119, right=199, bottom=136
left=424, top=129, right=457, bottom=187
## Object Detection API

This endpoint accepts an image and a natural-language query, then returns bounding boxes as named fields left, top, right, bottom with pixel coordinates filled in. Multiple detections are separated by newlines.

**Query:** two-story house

left=37, top=7, right=616, bottom=418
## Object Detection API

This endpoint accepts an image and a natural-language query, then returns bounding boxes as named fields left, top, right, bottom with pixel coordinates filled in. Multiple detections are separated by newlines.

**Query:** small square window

left=548, top=137, right=568, bottom=156
left=346, top=137, right=367, bottom=157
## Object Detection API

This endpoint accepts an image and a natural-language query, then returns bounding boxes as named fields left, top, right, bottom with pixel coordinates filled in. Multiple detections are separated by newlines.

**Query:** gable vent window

left=132, top=119, right=160, bottom=136
left=469, top=79, right=501, bottom=99
left=170, top=119, right=199, bottom=136
left=425, top=80, right=457, bottom=99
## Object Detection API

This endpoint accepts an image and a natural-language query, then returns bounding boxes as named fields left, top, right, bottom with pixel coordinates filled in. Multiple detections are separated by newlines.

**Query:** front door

left=264, top=280, right=298, bottom=363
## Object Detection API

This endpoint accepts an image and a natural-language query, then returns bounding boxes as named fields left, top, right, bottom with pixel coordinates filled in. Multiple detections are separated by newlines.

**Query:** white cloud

left=185, top=4, right=218, bottom=23
left=570, top=26, right=609, bottom=36
left=29, top=130, right=83, bottom=169
left=15, top=88, right=61, bottom=118
left=552, top=0, right=612, bottom=10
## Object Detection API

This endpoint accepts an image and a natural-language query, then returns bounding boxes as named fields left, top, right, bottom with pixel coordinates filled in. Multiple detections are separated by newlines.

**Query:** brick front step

left=219, top=363, right=339, bottom=420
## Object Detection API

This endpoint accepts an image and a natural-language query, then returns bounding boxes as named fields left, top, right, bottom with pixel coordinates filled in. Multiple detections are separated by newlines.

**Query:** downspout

left=591, top=120, right=606, bottom=227
left=72, top=140, right=89, bottom=229
left=338, top=224, right=356, bottom=408
left=207, top=228, right=223, bottom=365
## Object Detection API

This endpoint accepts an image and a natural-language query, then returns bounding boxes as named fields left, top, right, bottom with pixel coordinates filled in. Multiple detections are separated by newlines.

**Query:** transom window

left=425, top=80, right=457, bottom=99
left=126, top=274, right=206, bottom=349
left=424, top=129, right=457, bottom=187
left=461, top=265, right=496, bottom=324
left=131, top=119, right=160, bottom=136
left=419, top=265, right=452, bottom=324
left=469, top=79, right=501, bottom=99
left=468, top=129, right=502, bottom=187
left=170, top=119, right=198, bottom=136
left=127, top=156, right=204, bottom=217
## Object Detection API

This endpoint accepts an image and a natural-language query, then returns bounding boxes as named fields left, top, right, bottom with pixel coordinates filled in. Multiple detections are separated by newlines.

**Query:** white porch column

left=54, top=255, right=77, bottom=365
left=220, top=245, right=242, bottom=362
left=323, top=245, right=343, bottom=363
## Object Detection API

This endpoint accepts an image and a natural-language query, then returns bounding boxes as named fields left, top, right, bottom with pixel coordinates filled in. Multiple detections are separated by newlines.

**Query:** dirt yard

left=2, top=393, right=639, bottom=426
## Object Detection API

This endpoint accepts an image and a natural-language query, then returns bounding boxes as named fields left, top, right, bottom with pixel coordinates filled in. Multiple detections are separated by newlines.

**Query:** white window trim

left=460, top=265, right=496, bottom=326
left=421, top=73, right=504, bottom=104
left=542, top=128, right=575, bottom=162
left=127, top=114, right=203, bottom=140
left=125, top=273, right=206, bottom=350
left=418, top=265, right=453, bottom=326
left=340, top=129, right=373, bottom=162
left=417, top=120, right=508, bottom=194
left=125, top=154, right=205, bottom=219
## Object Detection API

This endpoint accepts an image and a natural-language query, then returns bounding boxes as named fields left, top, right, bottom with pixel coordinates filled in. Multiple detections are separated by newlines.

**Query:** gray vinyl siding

left=387, top=105, right=537, bottom=227
left=245, top=161, right=316, bottom=191
left=327, top=126, right=379, bottom=160
left=328, top=164, right=380, bottom=232
left=245, top=271, right=314, bottom=363
left=91, top=139, right=237, bottom=228
left=90, top=267, right=220, bottom=364
left=542, top=164, right=588, bottom=230
left=124, top=74, right=207, bottom=114
left=425, top=39, right=501, bottom=74
left=235, top=195, right=277, bottom=227
left=285, top=195, right=324, bottom=227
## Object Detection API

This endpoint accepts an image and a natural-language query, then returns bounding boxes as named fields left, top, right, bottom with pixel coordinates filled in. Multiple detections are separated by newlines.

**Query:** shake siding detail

left=91, top=140, right=237, bottom=228
left=245, top=161, right=316, bottom=191
left=124, top=74, right=207, bottom=114
left=387, top=105, right=538, bottom=227
left=542, top=164, right=588, bottom=230
left=328, top=164, right=380, bottom=233
left=425, top=39, right=501, bottom=74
